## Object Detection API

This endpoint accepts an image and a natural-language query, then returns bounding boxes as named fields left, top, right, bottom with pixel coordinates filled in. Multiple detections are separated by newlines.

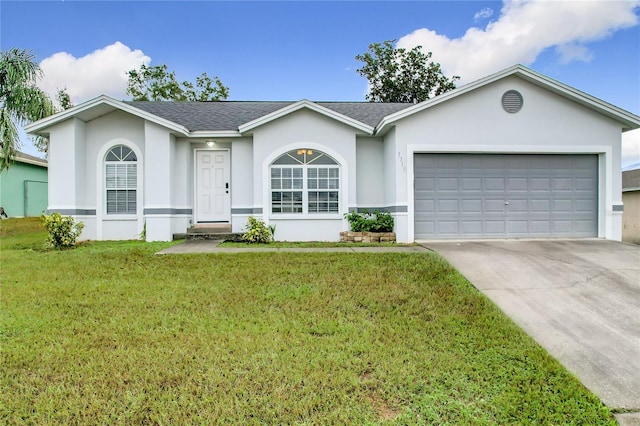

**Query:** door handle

left=226, top=182, right=229, bottom=193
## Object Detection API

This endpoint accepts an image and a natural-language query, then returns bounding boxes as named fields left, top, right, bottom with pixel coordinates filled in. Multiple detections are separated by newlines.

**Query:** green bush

left=242, top=216, right=273, bottom=244
left=344, top=210, right=394, bottom=232
left=40, top=213, right=85, bottom=249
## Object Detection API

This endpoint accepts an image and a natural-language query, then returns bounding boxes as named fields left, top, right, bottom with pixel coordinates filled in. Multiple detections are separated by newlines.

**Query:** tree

left=355, top=40, right=460, bottom=103
left=126, top=64, right=229, bottom=101
left=55, top=87, right=73, bottom=110
left=32, top=88, right=74, bottom=155
left=0, top=48, right=55, bottom=171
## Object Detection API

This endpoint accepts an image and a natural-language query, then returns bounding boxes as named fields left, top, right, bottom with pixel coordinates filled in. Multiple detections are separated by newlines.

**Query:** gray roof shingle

left=125, top=101, right=413, bottom=132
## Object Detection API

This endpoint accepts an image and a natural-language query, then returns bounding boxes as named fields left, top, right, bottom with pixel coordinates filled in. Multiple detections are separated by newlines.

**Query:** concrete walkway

left=423, top=239, right=640, bottom=425
left=156, top=240, right=430, bottom=254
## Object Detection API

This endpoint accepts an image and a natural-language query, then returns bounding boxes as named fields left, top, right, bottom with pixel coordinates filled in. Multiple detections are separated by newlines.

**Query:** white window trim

left=105, top=159, right=137, bottom=215
left=262, top=143, right=349, bottom=225
left=269, top=149, right=341, bottom=215
left=95, top=141, right=144, bottom=240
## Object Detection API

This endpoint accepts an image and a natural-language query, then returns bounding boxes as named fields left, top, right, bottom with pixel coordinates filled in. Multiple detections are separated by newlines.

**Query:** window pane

left=271, top=191, right=302, bottom=214
left=310, top=155, right=337, bottom=165
left=270, top=150, right=339, bottom=214
left=105, top=145, right=137, bottom=214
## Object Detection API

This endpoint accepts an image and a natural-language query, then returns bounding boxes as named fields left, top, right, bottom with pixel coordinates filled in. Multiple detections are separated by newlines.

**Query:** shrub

left=242, top=216, right=273, bottom=244
left=344, top=210, right=394, bottom=232
left=40, top=213, right=85, bottom=249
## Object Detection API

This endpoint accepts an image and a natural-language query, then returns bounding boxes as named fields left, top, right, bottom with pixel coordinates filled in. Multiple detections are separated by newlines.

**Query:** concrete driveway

left=423, top=240, right=640, bottom=420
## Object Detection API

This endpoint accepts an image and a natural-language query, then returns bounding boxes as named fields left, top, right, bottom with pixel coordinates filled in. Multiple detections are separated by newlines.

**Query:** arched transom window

left=271, top=149, right=339, bottom=214
left=105, top=145, right=137, bottom=214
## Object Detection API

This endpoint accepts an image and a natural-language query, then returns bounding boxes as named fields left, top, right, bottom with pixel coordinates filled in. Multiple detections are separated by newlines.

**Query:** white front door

left=196, top=150, right=230, bottom=222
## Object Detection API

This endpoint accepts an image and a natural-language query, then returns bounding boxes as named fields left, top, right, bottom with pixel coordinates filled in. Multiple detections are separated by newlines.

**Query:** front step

left=185, top=232, right=243, bottom=242
left=188, top=224, right=232, bottom=234
left=173, top=223, right=243, bottom=241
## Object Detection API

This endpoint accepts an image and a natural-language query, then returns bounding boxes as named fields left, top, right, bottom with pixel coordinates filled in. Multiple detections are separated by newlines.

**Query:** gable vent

left=502, top=90, right=523, bottom=113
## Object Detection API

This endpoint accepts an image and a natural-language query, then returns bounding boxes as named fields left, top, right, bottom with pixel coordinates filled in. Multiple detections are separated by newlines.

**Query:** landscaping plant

left=242, top=216, right=273, bottom=243
left=344, top=210, right=394, bottom=232
left=40, top=212, right=84, bottom=249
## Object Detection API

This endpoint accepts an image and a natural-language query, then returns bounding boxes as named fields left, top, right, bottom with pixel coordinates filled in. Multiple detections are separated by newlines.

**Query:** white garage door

left=414, top=154, right=598, bottom=239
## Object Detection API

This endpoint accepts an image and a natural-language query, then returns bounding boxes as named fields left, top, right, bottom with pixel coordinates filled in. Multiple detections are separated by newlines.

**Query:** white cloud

left=39, top=42, right=150, bottom=104
left=474, top=7, right=494, bottom=21
left=555, top=42, right=594, bottom=64
left=622, top=129, right=640, bottom=169
left=397, top=0, right=640, bottom=82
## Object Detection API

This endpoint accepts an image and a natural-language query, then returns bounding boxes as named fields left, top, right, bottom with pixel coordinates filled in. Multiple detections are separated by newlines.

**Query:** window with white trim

left=271, top=149, right=339, bottom=214
left=105, top=145, right=137, bottom=214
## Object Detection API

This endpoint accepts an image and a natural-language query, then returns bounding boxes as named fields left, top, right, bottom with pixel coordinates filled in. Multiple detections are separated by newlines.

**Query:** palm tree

left=0, top=48, right=54, bottom=171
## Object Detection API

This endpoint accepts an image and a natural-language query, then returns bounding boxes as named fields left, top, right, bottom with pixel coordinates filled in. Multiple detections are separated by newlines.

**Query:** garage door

left=414, top=154, right=598, bottom=239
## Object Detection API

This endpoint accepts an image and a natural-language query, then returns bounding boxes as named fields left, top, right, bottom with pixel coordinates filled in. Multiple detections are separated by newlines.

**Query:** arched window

left=271, top=149, right=339, bottom=214
left=105, top=145, right=137, bottom=214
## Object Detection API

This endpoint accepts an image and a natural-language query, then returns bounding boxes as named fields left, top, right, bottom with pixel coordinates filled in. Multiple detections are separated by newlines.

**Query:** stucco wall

left=394, top=76, right=625, bottom=242
left=355, top=137, right=385, bottom=208
left=0, top=161, right=48, bottom=217
left=251, top=108, right=358, bottom=241
left=229, top=137, right=254, bottom=232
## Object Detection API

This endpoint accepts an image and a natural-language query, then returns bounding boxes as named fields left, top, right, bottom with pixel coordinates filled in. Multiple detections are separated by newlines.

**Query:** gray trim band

left=48, top=209, right=96, bottom=216
left=349, top=206, right=408, bottom=213
left=231, top=208, right=263, bottom=214
left=612, top=204, right=624, bottom=212
left=144, top=208, right=192, bottom=215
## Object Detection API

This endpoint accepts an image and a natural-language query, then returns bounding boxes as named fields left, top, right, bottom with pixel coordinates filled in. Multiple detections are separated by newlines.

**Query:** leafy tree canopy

left=0, top=48, right=55, bottom=170
left=126, top=64, right=229, bottom=101
left=355, top=40, right=460, bottom=103
left=31, top=88, right=73, bottom=156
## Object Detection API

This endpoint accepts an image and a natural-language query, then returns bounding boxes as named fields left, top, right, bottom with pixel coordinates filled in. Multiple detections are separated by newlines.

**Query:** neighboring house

left=0, top=151, right=48, bottom=218
left=24, top=65, right=640, bottom=242
left=622, top=168, right=640, bottom=243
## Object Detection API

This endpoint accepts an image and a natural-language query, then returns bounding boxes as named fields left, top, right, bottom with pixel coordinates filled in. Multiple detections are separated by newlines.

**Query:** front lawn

left=0, top=219, right=614, bottom=424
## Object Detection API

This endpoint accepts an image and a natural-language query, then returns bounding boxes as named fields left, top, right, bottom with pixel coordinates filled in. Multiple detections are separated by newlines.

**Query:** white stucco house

left=25, top=65, right=640, bottom=242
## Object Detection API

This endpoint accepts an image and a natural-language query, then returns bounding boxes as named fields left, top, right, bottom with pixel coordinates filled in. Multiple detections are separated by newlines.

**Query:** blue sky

left=2, top=1, right=639, bottom=166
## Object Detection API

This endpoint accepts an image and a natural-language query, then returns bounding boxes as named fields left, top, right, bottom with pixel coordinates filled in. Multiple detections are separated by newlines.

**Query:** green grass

left=1, top=219, right=615, bottom=424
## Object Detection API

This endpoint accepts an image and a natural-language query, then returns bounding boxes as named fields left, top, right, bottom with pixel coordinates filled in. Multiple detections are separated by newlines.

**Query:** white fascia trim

left=14, top=157, right=47, bottom=168
left=24, top=95, right=190, bottom=136
left=375, top=64, right=640, bottom=135
left=238, top=99, right=374, bottom=134
left=189, top=130, right=242, bottom=138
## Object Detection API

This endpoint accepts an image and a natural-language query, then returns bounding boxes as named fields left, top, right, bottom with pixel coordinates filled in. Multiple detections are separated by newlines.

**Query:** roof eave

left=189, top=130, right=243, bottom=138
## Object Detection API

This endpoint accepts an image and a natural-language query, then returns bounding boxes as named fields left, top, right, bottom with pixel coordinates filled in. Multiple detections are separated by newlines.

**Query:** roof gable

left=376, top=64, right=640, bottom=134
left=238, top=100, right=374, bottom=134
left=25, top=95, right=190, bottom=136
